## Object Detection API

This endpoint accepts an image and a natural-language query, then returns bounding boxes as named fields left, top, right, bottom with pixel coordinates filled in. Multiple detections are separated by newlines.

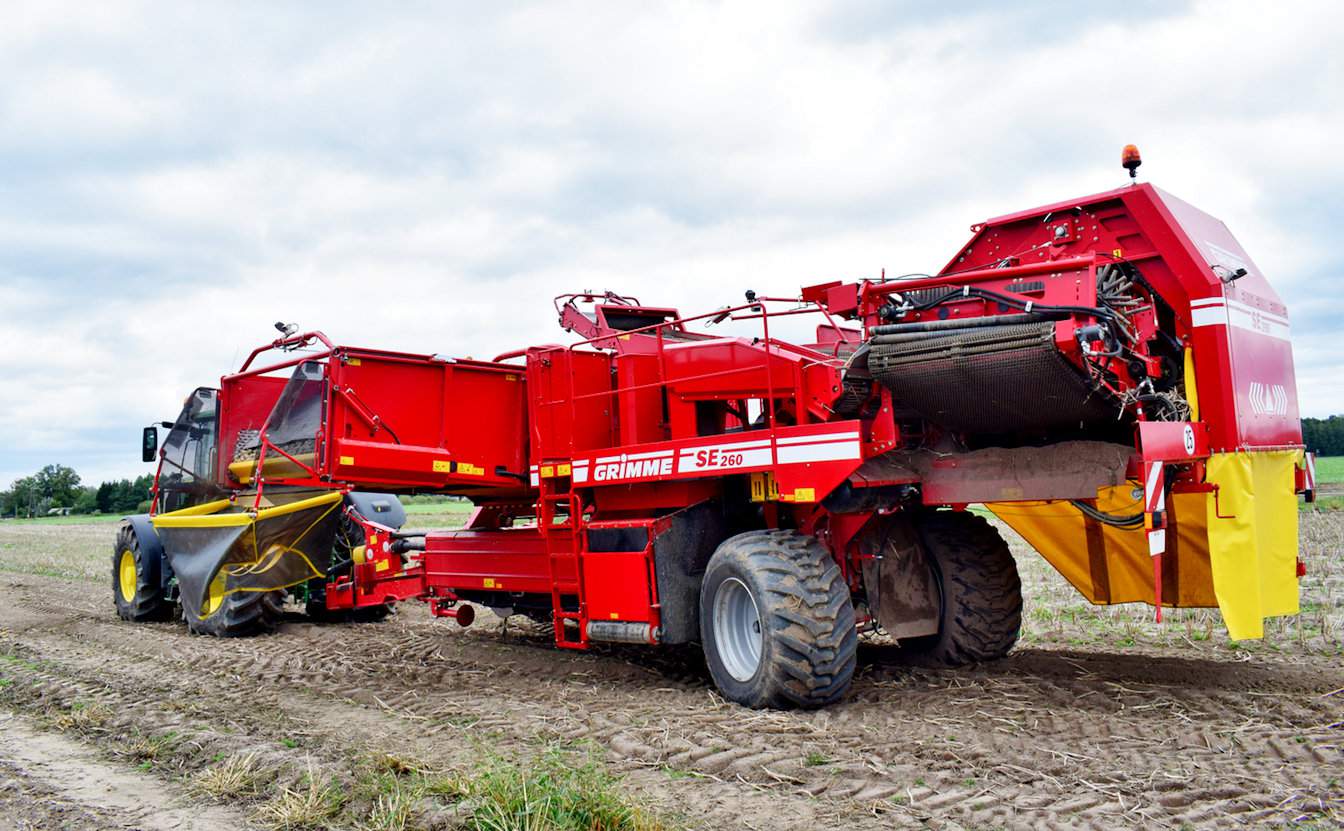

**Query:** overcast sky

left=1, top=0, right=1341, bottom=488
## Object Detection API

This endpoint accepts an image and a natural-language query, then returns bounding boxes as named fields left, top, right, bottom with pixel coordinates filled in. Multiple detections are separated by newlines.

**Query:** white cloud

left=1, top=0, right=1342, bottom=486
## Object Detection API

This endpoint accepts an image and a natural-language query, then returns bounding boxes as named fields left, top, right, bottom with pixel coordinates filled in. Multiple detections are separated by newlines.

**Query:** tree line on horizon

left=1301, top=416, right=1344, bottom=457
left=0, top=464, right=153, bottom=518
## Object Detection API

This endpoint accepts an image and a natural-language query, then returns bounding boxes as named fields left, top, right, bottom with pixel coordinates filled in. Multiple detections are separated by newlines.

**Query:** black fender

left=123, top=514, right=172, bottom=590
left=344, top=492, right=407, bottom=530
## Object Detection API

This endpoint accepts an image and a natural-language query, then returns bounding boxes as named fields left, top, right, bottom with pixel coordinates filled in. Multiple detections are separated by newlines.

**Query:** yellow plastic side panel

left=1204, top=450, right=1301, bottom=640
left=989, top=488, right=1216, bottom=608
left=1183, top=348, right=1200, bottom=421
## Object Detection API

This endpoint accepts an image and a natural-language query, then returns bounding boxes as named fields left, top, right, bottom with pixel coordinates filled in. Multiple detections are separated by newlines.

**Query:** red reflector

left=1296, top=558, right=1307, bottom=578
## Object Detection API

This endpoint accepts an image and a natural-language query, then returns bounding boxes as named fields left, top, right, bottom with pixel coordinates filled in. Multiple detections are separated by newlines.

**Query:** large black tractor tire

left=700, top=530, right=857, bottom=709
left=113, top=522, right=172, bottom=622
left=903, top=511, right=1021, bottom=666
left=183, top=584, right=285, bottom=637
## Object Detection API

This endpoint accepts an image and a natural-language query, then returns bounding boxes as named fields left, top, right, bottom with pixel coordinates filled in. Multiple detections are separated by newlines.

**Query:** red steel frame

left=155, top=181, right=1307, bottom=637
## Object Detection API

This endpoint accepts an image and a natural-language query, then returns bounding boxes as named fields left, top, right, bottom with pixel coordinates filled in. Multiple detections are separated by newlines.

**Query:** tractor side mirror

left=142, top=426, right=159, bottom=463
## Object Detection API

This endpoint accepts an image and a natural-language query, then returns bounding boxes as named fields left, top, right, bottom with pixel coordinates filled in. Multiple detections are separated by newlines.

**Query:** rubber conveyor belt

left=867, top=320, right=1116, bottom=435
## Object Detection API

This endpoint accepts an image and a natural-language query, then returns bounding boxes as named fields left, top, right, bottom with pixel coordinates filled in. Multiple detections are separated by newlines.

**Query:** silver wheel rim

left=713, top=577, right=763, bottom=682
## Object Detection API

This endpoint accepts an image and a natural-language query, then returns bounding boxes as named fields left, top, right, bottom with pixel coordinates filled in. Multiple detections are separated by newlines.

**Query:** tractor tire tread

left=704, top=530, right=856, bottom=709
left=907, top=511, right=1021, bottom=666
left=112, top=523, right=170, bottom=623
left=185, top=589, right=284, bottom=637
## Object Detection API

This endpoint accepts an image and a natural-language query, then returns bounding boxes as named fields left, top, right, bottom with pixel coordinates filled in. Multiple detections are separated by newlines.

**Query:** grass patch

left=0, top=514, right=124, bottom=526
left=1313, top=456, right=1344, bottom=484
left=343, top=745, right=670, bottom=831
left=401, top=501, right=474, bottom=516
left=258, top=762, right=346, bottom=830
left=361, top=782, right=418, bottom=831
left=117, top=730, right=180, bottom=765
left=460, top=746, right=667, bottom=831
left=0, top=562, right=95, bottom=580
left=193, top=752, right=267, bottom=801
left=49, top=699, right=113, bottom=733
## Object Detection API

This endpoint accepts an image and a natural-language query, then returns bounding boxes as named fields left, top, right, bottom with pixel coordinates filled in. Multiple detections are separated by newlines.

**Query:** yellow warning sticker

left=375, top=559, right=390, bottom=572
left=347, top=358, right=361, bottom=366
left=557, top=463, right=572, bottom=477
left=339, top=455, right=355, bottom=466
left=432, top=460, right=452, bottom=473
left=609, top=612, right=619, bottom=619
left=483, top=577, right=497, bottom=588
left=458, top=463, right=485, bottom=476
left=1112, top=248, right=1124, bottom=259
left=540, top=465, right=555, bottom=478
left=793, top=488, right=816, bottom=503
left=505, top=374, right=518, bottom=382
left=749, top=472, right=780, bottom=502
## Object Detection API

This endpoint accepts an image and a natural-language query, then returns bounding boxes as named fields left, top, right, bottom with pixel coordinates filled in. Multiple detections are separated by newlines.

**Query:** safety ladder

left=536, top=464, right=589, bottom=648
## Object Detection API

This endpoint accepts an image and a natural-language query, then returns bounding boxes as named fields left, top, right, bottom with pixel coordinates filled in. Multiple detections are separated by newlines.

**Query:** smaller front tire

left=700, top=530, right=857, bottom=709
left=112, top=522, right=170, bottom=622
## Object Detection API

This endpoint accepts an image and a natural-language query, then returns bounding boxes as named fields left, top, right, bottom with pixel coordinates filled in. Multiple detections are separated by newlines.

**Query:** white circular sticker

left=1183, top=424, right=1196, bottom=455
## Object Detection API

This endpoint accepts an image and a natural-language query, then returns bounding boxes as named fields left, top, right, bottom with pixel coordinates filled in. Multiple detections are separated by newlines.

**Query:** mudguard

left=124, top=513, right=172, bottom=590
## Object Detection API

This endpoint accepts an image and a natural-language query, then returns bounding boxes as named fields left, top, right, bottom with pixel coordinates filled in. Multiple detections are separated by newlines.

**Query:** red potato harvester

left=113, top=153, right=1314, bottom=708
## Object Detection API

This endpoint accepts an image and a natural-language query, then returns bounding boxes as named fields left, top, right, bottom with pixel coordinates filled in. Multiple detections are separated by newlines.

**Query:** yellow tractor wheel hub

left=118, top=549, right=137, bottom=603
left=200, top=569, right=227, bottom=618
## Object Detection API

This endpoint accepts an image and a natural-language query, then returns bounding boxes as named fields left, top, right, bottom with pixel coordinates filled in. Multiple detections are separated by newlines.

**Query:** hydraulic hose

left=1069, top=499, right=1145, bottom=529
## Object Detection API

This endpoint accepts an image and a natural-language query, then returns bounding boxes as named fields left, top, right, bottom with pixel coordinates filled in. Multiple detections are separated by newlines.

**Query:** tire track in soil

left=3, top=572, right=1342, bottom=829
left=1, top=579, right=893, bottom=830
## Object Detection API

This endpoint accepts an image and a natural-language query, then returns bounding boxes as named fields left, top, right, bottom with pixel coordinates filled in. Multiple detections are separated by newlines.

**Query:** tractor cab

left=145, top=387, right=225, bottom=514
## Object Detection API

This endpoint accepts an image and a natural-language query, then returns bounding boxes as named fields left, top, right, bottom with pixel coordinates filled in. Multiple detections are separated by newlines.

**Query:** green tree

left=1302, top=416, right=1344, bottom=456
left=95, top=481, right=116, bottom=513
left=95, top=475, right=157, bottom=515
left=34, top=464, right=81, bottom=507
left=9, top=476, right=39, bottom=518
left=73, top=487, right=98, bottom=514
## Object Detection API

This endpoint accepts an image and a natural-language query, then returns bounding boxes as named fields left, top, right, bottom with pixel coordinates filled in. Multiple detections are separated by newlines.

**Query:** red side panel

left=616, top=353, right=667, bottom=445
left=527, top=348, right=616, bottom=459
left=325, top=351, right=530, bottom=491
left=583, top=552, right=655, bottom=623
left=422, top=527, right=558, bottom=595
left=216, top=375, right=287, bottom=487
left=1152, top=189, right=1300, bottom=449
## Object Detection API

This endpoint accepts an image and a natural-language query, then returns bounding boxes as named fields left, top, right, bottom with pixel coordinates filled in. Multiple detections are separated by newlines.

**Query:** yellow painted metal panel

left=1204, top=450, right=1301, bottom=640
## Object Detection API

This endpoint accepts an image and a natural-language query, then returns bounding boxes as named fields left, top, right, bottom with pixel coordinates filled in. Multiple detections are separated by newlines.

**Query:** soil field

left=1, top=511, right=1341, bottom=830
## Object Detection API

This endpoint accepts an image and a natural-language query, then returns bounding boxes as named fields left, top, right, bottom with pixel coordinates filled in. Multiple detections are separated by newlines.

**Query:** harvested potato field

left=1, top=510, right=1341, bottom=830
